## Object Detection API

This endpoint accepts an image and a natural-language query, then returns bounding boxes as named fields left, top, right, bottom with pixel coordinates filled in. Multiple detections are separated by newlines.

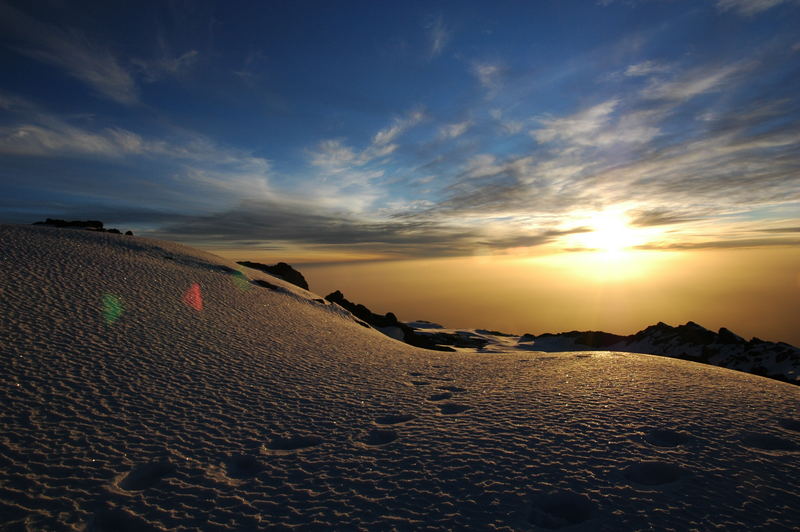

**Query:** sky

left=1, top=0, right=798, bottom=342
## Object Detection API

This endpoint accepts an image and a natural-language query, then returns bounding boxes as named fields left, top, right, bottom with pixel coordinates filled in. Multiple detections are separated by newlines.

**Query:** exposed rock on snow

left=406, top=319, right=444, bottom=329
left=325, top=292, right=496, bottom=350
left=324, top=290, right=457, bottom=351
left=237, top=260, right=309, bottom=290
left=32, top=218, right=132, bottom=235
left=1, top=224, right=799, bottom=530
left=33, top=217, right=104, bottom=229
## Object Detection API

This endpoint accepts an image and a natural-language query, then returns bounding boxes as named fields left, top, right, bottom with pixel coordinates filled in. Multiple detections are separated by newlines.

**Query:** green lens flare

left=231, top=270, right=251, bottom=291
left=102, top=294, right=123, bottom=324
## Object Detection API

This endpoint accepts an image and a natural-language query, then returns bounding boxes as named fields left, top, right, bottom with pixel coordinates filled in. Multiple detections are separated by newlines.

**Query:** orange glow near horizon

left=291, top=246, right=800, bottom=346
left=532, top=247, right=678, bottom=283
left=199, top=223, right=800, bottom=346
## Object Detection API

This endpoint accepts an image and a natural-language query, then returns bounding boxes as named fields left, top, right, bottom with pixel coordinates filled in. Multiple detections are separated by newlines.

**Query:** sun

left=540, top=209, right=659, bottom=281
left=562, top=209, right=651, bottom=259
left=579, top=211, right=641, bottom=254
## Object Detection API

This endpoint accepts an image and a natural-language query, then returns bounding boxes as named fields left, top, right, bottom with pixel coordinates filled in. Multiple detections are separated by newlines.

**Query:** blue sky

left=1, top=0, right=798, bottom=260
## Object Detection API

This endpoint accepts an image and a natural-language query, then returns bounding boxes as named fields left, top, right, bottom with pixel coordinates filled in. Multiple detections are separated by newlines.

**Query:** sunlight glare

left=575, top=210, right=642, bottom=255
left=534, top=248, right=677, bottom=282
left=552, top=209, right=670, bottom=280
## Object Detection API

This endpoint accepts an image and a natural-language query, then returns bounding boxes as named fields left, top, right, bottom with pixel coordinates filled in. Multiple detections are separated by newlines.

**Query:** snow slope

left=1, top=224, right=799, bottom=530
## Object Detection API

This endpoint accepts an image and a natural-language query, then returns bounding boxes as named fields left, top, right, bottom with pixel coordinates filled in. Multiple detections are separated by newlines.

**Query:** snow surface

left=1, top=224, right=799, bottom=530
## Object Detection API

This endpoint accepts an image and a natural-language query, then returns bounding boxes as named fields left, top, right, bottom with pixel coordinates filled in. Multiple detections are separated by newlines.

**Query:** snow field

left=1, top=225, right=798, bottom=530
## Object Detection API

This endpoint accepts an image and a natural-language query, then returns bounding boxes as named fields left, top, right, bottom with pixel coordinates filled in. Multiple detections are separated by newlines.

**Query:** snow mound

left=1, top=224, right=799, bottom=530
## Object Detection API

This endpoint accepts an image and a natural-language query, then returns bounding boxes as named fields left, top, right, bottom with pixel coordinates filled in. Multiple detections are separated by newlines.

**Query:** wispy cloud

left=308, top=139, right=357, bottom=168
left=532, top=100, right=659, bottom=147
left=154, top=198, right=485, bottom=257
left=471, top=62, right=503, bottom=97
left=308, top=109, right=425, bottom=173
left=439, top=120, right=471, bottom=139
left=0, top=3, right=138, bottom=104
left=372, top=109, right=426, bottom=146
left=0, top=107, right=269, bottom=177
left=0, top=96, right=158, bottom=157
left=640, top=62, right=752, bottom=101
left=233, top=50, right=267, bottom=84
left=602, top=0, right=796, bottom=14
left=424, top=14, right=451, bottom=58
left=478, top=227, right=591, bottom=249
left=624, top=60, right=672, bottom=77
left=716, top=0, right=796, bottom=16
left=0, top=93, right=273, bottom=207
left=627, top=208, right=703, bottom=227
left=135, top=28, right=199, bottom=82
left=490, top=109, right=523, bottom=135
left=0, top=123, right=140, bottom=157
left=756, top=226, right=800, bottom=233
left=151, top=197, right=595, bottom=258
left=308, top=110, right=425, bottom=172
left=637, top=237, right=800, bottom=250
left=303, top=110, right=426, bottom=214
left=533, top=100, right=618, bottom=145
left=133, top=50, right=199, bottom=82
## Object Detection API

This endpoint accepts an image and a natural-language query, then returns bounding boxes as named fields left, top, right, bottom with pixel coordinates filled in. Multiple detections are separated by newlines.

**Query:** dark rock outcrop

left=237, top=261, right=309, bottom=290
left=33, top=218, right=104, bottom=229
left=537, top=330, right=626, bottom=349
left=410, top=329, right=490, bottom=349
left=476, top=329, right=517, bottom=337
left=32, top=218, right=131, bottom=235
left=324, top=290, right=456, bottom=352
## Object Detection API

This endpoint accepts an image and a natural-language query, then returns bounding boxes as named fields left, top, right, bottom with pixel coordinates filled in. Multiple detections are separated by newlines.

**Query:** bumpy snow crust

left=1, top=225, right=798, bottom=530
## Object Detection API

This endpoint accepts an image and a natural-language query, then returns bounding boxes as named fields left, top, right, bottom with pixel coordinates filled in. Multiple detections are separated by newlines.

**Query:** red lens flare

left=183, top=283, right=203, bottom=311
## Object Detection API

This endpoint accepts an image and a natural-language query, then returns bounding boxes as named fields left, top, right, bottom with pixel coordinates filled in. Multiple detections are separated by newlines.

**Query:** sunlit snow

left=1, top=225, right=798, bottom=530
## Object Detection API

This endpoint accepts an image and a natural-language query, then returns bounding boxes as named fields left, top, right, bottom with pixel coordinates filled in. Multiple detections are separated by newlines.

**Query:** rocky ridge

left=237, top=261, right=310, bottom=290
left=32, top=218, right=133, bottom=235
left=415, top=321, right=800, bottom=385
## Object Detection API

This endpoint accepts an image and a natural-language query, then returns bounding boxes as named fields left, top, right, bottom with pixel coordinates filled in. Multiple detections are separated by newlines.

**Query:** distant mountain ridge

left=534, top=321, right=798, bottom=383
left=413, top=320, right=800, bottom=385
left=318, top=291, right=798, bottom=385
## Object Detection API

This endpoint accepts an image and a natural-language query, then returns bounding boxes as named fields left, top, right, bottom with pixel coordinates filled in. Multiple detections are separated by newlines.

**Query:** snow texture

left=1, top=224, right=799, bottom=530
